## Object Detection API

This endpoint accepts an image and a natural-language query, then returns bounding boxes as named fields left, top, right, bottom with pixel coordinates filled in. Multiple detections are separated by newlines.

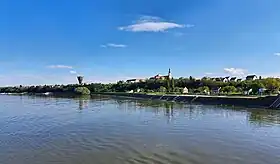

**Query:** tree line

left=0, top=77, right=280, bottom=95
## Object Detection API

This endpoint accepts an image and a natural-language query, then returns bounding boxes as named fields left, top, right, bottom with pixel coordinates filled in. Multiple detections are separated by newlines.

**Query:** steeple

left=168, top=68, right=172, bottom=78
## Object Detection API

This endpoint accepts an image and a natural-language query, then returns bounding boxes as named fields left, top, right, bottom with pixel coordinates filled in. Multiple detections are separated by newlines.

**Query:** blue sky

left=1, top=0, right=280, bottom=86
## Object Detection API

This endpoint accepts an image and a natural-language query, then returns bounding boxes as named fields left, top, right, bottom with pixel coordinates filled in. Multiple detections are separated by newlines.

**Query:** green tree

left=159, top=86, right=167, bottom=93
left=171, top=78, right=175, bottom=92
left=251, top=81, right=265, bottom=94
left=74, top=87, right=91, bottom=95
left=263, top=78, right=280, bottom=93
left=221, top=86, right=237, bottom=93
left=197, top=86, right=210, bottom=93
left=166, top=79, right=170, bottom=92
left=173, top=87, right=182, bottom=93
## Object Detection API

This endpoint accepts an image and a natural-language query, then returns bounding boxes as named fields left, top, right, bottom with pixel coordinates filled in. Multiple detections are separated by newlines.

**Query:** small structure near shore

left=182, top=87, right=188, bottom=94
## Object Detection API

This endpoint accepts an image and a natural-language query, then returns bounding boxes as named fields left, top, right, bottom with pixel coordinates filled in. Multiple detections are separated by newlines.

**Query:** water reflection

left=248, top=110, right=280, bottom=126
left=110, top=95, right=280, bottom=127
left=77, top=96, right=90, bottom=110
left=1, top=95, right=280, bottom=164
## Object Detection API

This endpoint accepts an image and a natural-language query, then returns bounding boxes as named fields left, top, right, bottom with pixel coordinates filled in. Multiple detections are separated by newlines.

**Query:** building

left=150, top=68, right=172, bottom=80
left=224, top=76, right=230, bottom=82
left=214, top=77, right=222, bottom=81
left=126, top=78, right=146, bottom=83
left=230, top=77, right=237, bottom=82
left=246, top=75, right=258, bottom=81
left=182, top=87, right=188, bottom=94
left=212, top=87, right=221, bottom=94
left=213, top=77, right=229, bottom=82
left=125, top=68, right=172, bottom=83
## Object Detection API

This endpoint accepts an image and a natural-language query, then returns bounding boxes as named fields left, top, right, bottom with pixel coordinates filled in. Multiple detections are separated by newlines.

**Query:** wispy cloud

left=70, top=70, right=77, bottom=74
left=101, top=43, right=127, bottom=48
left=47, top=65, right=73, bottom=69
left=224, top=68, right=247, bottom=76
left=173, top=32, right=185, bottom=37
left=274, top=52, right=280, bottom=56
left=118, top=16, right=193, bottom=32
left=205, top=72, right=214, bottom=75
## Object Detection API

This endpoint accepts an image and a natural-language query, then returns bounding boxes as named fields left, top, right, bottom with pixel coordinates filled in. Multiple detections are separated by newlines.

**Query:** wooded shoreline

left=98, top=92, right=280, bottom=109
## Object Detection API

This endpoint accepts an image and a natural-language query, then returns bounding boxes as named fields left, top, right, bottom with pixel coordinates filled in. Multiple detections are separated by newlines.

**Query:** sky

left=1, top=0, right=280, bottom=86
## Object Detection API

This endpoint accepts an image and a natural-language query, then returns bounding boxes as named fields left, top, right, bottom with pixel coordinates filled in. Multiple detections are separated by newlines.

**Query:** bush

left=158, top=86, right=167, bottom=93
left=74, top=87, right=91, bottom=95
left=197, top=86, right=210, bottom=93
left=221, top=86, right=237, bottom=93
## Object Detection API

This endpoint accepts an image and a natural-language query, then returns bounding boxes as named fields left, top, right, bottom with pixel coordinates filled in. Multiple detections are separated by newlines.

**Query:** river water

left=0, top=95, right=279, bottom=164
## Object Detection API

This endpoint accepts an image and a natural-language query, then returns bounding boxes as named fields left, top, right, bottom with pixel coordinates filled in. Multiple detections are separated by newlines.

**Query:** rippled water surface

left=0, top=95, right=280, bottom=164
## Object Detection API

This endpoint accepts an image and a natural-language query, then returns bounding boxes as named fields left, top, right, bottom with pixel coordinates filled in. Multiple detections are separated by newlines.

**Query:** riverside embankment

left=98, top=92, right=280, bottom=109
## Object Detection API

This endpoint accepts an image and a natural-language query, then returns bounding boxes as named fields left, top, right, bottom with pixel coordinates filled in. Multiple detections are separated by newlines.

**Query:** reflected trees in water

left=248, top=110, right=280, bottom=126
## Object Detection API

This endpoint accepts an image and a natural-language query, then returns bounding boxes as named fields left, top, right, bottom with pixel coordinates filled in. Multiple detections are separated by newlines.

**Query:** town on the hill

left=0, top=68, right=280, bottom=96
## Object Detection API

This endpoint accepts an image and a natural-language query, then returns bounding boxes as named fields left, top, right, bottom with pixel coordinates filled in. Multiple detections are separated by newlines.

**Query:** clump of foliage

left=221, top=86, right=237, bottom=93
left=74, top=87, right=91, bottom=95
left=1, top=77, right=280, bottom=96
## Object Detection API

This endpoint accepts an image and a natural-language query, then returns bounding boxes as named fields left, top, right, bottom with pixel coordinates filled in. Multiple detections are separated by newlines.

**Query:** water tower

left=77, top=76, right=84, bottom=85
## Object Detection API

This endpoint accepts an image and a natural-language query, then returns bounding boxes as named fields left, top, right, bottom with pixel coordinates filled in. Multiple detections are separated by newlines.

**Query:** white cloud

left=101, top=43, right=127, bottom=48
left=224, top=68, right=247, bottom=76
left=47, top=65, right=73, bottom=69
left=119, top=16, right=193, bottom=32
left=70, top=70, right=77, bottom=74
left=205, top=72, right=213, bottom=75
left=274, top=53, right=280, bottom=56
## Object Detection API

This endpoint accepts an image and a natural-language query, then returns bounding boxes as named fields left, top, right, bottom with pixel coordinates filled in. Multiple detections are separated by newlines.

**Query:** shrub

left=74, top=87, right=91, bottom=95
left=221, top=86, right=237, bottom=93
left=158, top=86, right=167, bottom=93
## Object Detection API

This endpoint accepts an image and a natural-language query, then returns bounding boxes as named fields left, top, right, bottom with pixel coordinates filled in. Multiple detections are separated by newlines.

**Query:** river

left=0, top=95, right=279, bottom=164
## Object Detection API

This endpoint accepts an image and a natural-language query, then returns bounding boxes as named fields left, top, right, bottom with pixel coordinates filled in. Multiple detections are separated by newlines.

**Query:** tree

left=263, top=78, right=280, bottom=93
left=251, top=81, right=265, bottom=94
left=197, top=86, right=210, bottom=93
left=173, top=87, right=182, bottom=93
left=221, top=86, right=237, bottom=93
left=171, top=78, right=175, bottom=92
left=74, top=87, right=91, bottom=95
left=159, top=86, right=167, bottom=93
left=166, top=79, right=170, bottom=92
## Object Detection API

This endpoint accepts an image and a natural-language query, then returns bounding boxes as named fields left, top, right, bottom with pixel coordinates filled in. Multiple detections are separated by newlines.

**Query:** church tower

left=168, top=68, right=172, bottom=79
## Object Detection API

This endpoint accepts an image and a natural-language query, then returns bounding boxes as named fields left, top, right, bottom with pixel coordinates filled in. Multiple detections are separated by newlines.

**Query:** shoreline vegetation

left=1, top=76, right=280, bottom=95
left=1, top=76, right=280, bottom=109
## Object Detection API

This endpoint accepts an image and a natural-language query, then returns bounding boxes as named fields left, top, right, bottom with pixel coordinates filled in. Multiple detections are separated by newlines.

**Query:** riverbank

left=97, top=92, right=280, bottom=109
left=1, top=91, right=279, bottom=109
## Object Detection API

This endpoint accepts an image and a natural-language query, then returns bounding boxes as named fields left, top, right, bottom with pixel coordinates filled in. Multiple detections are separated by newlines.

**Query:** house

left=221, top=77, right=229, bottom=82
left=201, top=77, right=211, bottom=80
left=246, top=75, right=258, bottom=81
left=215, top=77, right=222, bottom=81
left=150, top=68, right=172, bottom=80
left=182, top=87, right=188, bottom=94
left=230, top=77, right=237, bottom=82
left=212, top=87, right=221, bottom=94
left=214, top=77, right=229, bottom=82
left=224, top=76, right=230, bottom=82
left=244, top=88, right=253, bottom=95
